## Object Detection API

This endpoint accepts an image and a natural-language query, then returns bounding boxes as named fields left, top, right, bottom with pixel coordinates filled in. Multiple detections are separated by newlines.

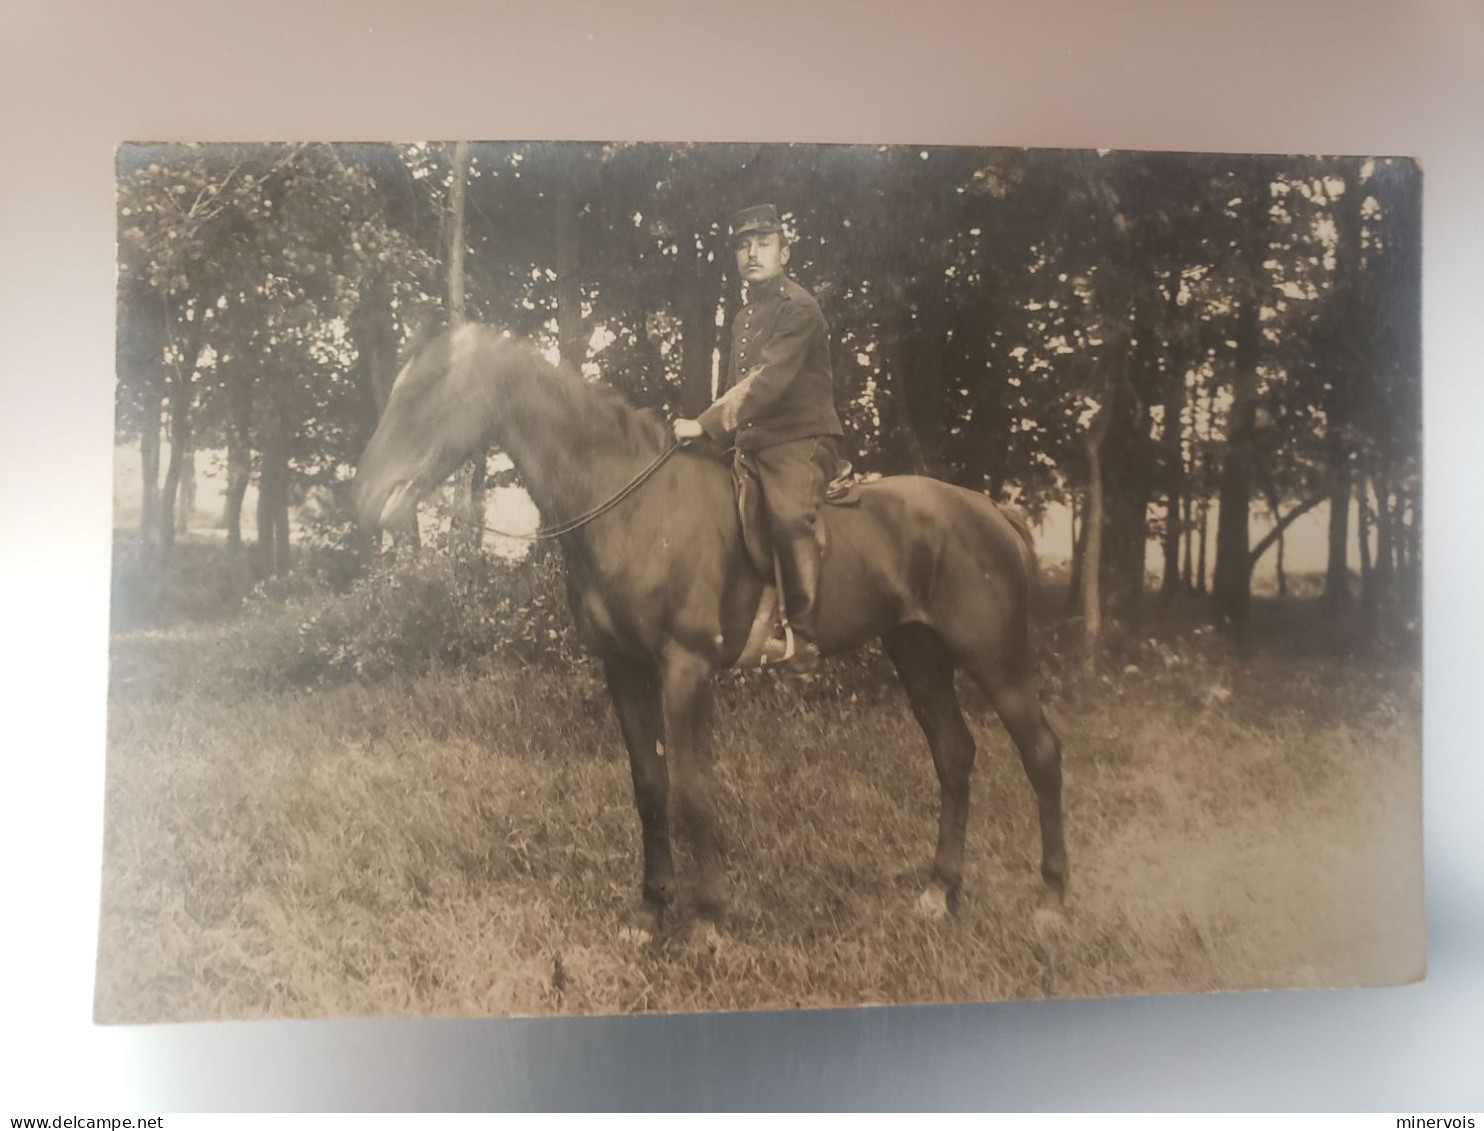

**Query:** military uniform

left=696, top=207, right=843, bottom=662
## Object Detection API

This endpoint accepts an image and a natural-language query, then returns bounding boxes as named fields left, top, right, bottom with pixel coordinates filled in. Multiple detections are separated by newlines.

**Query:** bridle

left=482, top=440, right=685, bottom=541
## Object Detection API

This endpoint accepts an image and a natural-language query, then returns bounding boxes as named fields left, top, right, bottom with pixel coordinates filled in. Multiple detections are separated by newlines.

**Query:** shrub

left=110, top=535, right=269, bottom=630
left=215, top=544, right=580, bottom=694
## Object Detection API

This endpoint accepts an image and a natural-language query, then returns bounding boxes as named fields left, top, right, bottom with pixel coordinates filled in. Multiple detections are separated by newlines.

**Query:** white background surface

left=1, top=0, right=1480, bottom=1111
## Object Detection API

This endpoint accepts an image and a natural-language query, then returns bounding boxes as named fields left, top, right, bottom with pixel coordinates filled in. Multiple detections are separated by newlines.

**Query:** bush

left=111, top=535, right=269, bottom=630
left=215, top=544, right=580, bottom=694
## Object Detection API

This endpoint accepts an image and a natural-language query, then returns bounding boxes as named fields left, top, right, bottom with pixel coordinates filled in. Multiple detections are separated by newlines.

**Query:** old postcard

left=99, top=141, right=1423, bottom=1022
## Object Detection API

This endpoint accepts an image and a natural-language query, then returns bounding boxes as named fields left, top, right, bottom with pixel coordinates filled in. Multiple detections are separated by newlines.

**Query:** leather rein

left=482, top=440, right=685, bottom=541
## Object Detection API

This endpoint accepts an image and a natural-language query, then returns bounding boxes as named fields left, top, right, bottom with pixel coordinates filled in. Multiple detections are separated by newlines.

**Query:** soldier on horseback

left=672, top=204, right=843, bottom=676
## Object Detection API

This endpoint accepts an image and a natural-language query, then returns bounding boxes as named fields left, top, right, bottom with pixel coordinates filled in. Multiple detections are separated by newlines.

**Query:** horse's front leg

left=604, top=658, right=676, bottom=927
left=661, top=646, right=726, bottom=921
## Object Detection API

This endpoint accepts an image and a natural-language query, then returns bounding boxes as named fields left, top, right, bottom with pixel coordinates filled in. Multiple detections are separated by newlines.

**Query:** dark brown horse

left=354, top=324, right=1067, bottom=929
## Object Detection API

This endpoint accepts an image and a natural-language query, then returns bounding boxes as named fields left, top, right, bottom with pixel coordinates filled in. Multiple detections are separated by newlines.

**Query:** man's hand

left=672, top=418, right=704, bottom=442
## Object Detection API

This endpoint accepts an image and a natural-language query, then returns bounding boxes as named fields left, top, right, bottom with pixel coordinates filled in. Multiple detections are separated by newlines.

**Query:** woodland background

left=113, top=142, right=1421, bottom=652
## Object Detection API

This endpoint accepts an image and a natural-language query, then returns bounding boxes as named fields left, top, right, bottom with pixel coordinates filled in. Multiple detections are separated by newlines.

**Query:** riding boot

left=775, top=527, right=824, bottom=677
left=751, top=435, right=835, bottom=677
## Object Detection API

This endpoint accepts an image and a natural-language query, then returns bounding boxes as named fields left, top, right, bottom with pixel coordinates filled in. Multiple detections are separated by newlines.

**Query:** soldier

left=672, top=204, right=843, bottom=676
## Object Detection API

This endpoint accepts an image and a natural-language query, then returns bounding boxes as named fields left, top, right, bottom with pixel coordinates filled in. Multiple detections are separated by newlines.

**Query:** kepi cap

left=728, top=203, right=784, bottom=239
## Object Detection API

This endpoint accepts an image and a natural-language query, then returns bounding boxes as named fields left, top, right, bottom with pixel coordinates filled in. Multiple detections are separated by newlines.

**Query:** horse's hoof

left=619, top=901, right=662, bottom=947
left=618, top=924, right=653, bottom=947
left=916, top=884, right=951, bottom=920
left=1032, top=893, right=1067, bottom=936
left=696, top=921, right=725, bottom=956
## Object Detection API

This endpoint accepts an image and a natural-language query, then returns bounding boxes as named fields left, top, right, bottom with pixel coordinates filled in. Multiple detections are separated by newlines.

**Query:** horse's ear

left=399, top=304, right=451, bottom=367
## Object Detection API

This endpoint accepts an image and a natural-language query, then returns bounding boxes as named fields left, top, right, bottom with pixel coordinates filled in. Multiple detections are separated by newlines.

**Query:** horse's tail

left=1001, top=505, right=1040, bottom=585
left=999, top=503, right=1044, bottom=620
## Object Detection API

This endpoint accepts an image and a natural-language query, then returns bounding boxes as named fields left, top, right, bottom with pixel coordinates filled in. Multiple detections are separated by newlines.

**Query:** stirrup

left=758, top=622, right=796, bottom=667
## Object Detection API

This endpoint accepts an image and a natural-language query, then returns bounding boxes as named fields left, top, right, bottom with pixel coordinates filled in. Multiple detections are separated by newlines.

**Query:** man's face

left=735, top=231, right=789, bottom=285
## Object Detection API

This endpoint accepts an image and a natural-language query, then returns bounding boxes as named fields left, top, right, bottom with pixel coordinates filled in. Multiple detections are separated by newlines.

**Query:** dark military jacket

left=697, top=274, right=843, bottom=451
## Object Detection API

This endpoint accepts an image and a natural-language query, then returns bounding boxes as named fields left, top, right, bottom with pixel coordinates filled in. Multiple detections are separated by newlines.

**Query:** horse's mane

left=484, top=328, right=725, bottom=464
left=565, top=367, right=675, bottom=457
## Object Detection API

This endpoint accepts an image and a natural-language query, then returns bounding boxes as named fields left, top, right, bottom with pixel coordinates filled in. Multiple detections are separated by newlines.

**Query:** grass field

left=94, top=561, right=1424, bottom=1022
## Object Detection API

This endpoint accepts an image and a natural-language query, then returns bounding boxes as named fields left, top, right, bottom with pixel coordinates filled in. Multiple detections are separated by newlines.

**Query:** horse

left=353, top=323, right=1067, bottom=930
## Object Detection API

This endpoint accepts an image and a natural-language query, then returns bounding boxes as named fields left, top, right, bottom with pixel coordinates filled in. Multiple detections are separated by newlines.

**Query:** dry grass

left=95, top=611, right=1424, bottom=1023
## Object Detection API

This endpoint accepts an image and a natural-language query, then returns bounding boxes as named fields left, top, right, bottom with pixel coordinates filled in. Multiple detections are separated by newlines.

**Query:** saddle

left=731, top=457, right=862, bottom=576
left=730, top=456, right=864, bottom=668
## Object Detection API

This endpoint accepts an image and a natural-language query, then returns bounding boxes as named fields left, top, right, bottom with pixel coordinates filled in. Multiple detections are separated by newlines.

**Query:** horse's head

left=353, top=324, right=497, bottom=531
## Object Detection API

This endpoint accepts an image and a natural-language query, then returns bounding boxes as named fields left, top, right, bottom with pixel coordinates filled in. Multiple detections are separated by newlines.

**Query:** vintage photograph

left=99, top=140, right=1423, bottom=1023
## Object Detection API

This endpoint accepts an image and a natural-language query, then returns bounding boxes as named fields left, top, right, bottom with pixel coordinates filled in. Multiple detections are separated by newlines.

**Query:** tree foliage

left=115, top=142, right=1422, bottom=649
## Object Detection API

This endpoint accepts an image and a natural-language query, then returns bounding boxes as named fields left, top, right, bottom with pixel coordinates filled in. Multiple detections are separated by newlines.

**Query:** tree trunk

left=1181, top=487, right=1193, bottom=592
left=1103, top=305, right=1159, bottom=619
left=1358, top=473, right=1376, bottom=643
left=120, top=284, right=167, bottom=550
left=1067, top=498, right=1085, bottom=617
left=1394, top=496, right=1409, bottom=577
left=271, top=477, right=292, bottom=577
left=1276, top=526, right=1287, bottom=598
left=1065, top=495, right=1082, bottom=616
left=1212, top=303, right=1260, bottom=637
left=902, top=298, right=952, bottom=481
left=1160, top=289, right=1187, bottom=604
left=223, top=438, right=250, bottom=550
left=1322, top=161, right=1365, bottom=640
left=1102, top=415, right=1150, bottom=617
left=637, top=309, right=667, bottom=406
left=1404, top=487, right=1421, bottom=620
left=1081, top=439, right=1107, bottom=669
left=883, top=307, right=935, bottom=476
left=218, top=357, right=255, bottom=551
left=159, top=364, right=195, bottom=553
left=1248, top=493, right=1326, bottom=575
left=254, top=452, right=287, bottom=577
left=444, top=140, right=485, bottom=555
left=175, top=446, right=196, bottom=536
left=1161, top=473, right=1182, bottom=601
left=554, top=163, right=584, bottom=370
left=139, top=398, right=162, bottom=546
left=157, top=290, right=215, bottom=555
left=350, top=271, right=417, bottom=551
left=680, top=255, right=722, bottom=417
left=1374, top=469, right=1397, bottom=641
left=1069, top=494, right=1079, bottom=566
left=447, top=141, right=469, bottom=321
left=1323, top=458, right=1352, bottom=622
left=1196, top=497, right=1209, bottom=594
left=159, top=370, right=189, bottom=554
left=1080, top=372, right=1117, bottom=669
left=255, top=369, right=294, bottom=578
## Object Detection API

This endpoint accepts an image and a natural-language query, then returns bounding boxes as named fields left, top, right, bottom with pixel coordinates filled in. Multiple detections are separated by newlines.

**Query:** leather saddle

left=729, top=456, right=863, bottom=668
left=732, top=456, right=862, bottom=577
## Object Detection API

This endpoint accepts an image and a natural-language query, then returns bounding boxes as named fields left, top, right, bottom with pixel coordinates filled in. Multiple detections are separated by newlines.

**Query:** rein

left=483, top=440, right=684, bottom=541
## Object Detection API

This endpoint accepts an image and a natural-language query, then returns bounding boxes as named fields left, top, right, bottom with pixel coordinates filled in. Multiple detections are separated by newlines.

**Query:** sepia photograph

left=98, top=139, right=1424, bottom=1024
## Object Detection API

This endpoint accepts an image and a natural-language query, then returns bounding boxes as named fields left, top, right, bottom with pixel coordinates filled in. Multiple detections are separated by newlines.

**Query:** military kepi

left=728, top=203, right=784, bottom=239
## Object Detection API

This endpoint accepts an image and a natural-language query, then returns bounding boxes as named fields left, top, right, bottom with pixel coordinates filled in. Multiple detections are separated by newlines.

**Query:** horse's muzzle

left=352, top=470, right=415, bottom=533
left=376, top=482, right=417, bottom=530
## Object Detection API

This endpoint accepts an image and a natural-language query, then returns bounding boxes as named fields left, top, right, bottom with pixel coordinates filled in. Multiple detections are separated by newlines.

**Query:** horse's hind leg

left=604, top=658, right=676, bottom=927
left=884, top=624, right=976, bottom=917
left=973, top=668, right=1068, bottom=909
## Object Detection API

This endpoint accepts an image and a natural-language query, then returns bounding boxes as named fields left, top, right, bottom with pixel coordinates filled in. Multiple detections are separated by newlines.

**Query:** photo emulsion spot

left=99, top=141, right=1424, bottom=1022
